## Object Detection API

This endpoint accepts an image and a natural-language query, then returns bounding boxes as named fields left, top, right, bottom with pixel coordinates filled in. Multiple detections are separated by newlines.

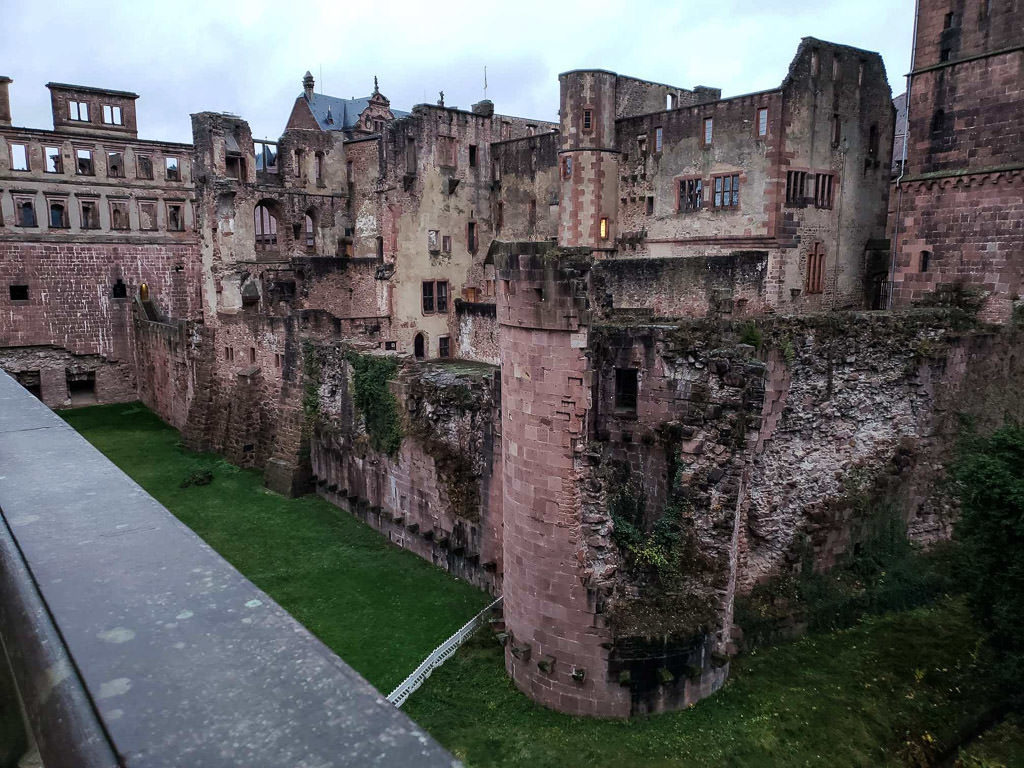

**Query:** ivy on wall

left=346, top=352, right=403, bottom=456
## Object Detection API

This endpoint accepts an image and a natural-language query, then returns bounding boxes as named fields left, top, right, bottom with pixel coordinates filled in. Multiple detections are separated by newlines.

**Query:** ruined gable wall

left=493, top=132, right=560, bottom=243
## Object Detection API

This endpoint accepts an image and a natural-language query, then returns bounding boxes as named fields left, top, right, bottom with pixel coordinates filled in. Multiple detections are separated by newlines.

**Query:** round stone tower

left=496, top=243, right=630, bottom=717
left=557, top=70, right=619, bottom=252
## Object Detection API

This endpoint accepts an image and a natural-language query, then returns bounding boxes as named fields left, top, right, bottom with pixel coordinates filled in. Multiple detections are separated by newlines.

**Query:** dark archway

left=413, top=333, right=425, bottom=359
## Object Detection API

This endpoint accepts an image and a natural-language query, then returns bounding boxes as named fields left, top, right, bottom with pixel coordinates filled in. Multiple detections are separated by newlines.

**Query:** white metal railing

left=387, top=596, right=502, bottom=708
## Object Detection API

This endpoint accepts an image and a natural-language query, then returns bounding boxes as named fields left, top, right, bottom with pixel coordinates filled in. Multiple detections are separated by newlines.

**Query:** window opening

left=615, top=369, right=638, bottom=411
left=254, top=203, right=277, bottom=249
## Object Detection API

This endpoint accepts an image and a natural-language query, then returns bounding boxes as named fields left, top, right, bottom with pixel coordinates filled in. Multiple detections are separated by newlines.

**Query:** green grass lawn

left=62, top=402, right=1018, bottom=768
left=60, top=403, right=489, bottom=693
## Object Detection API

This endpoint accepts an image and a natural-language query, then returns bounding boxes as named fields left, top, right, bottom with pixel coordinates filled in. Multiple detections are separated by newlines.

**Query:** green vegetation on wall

left=346, top=351, right=403, bottom=456
left=302, top=340, right=322, bottom=424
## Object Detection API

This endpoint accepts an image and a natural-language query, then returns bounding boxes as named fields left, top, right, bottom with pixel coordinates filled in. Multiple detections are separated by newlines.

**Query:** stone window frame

left=45, top=196, right=70, bottom=229
left=710, top=172, right=740, bottom=209
left=582, top=108, right=593, bottom=134
left=9, top=142, right=29, bottom=172
left=165, top=201, right=185, bottom=232
left=654, top=126, right=663, bottom=153
left=814, top=173, right=836, bottom=210
left=805, top=241, right=826, bottom=295
left=13, top=194, right=38, bottom=227
left=438, top=336, right=451, bottom=359
left=702, top=116, right=714, bottom=147
left=44, top=145, right=63, bottom=174
left=165, top=156, right=181, bottom=182
left=442, top=234, right=452, bottom=254
left=756, top=107, right=769, bottom=138
left=599, top=216, right=609, bottom=240
left=79, top=197, right=101, bottom=230
left=136, top=153, right=154, bottom=180
left=467, top=221, right=477, bottom=254
left=677, top=176, right=703, bottom=212
left=614, top=368, right=639, bottom=413
left=101, top=104, right=123, bottom=126
left=421, top=280, right=449, bottom=315
left=437, top=136, right=457, bottom=169
left=68, top=100, right=89, bottom=122
left=75, top=147, right=95, bottom=176
left=561, top=155, right=572, bottom=180
left=107, top=149, right=126, bottom=179
left=138, top=200, right=158, bottom=231
left=109, top=199, right=131, bottom=231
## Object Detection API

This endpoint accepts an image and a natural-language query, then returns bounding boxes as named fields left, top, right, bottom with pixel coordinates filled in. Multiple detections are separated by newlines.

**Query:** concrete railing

left=0, top=371, right=458, bottom=768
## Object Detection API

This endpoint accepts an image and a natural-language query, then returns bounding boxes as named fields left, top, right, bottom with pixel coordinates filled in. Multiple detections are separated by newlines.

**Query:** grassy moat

left=62, top=403, right=1022, bottom=768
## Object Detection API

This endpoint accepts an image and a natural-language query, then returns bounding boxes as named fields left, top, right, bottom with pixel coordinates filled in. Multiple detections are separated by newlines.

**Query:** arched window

left=414, top=333, right=425, bottom=359
left=304, top=214, right=315, bottom=250
left=254, top=203, right=277, bottom=250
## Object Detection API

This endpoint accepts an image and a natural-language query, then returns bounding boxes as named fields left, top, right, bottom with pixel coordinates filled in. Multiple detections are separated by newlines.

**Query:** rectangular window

left=637, top=134, right=647, bottom=155
left=712, top=174, right=740, bottom=208
left=139, top=201, right=157, bottom=230
left=10, top=143, right=28, bottom=171
left=315, top=153, right=324, bottom=185
left=47, top=200, right=69, bottom=228
left=346, top=160, right=353, bottom=183
left=442, top=234, right=452, bottom=254
left=9, top=285, right=29, bottom=301
left=80, top=200, right=99, bottom=229
left=76, top=149, right=94, bottom=175
left=468, top=144, right=477, bottom=167
left=107, top=151, right=124, bottom=178
left=225, top=154, right=244, bottom=179
left=599, top=217, right=609, bottom=240
left=467, top=221, right=477, bottom=253
left=438, top=336, right=450, bottom=358
left=15, top=198, right=37, bottom=227
left=654, top=126, right=663, bottom=152
left=109, top=201, right=130, bottom=230
left=583, top=109, right=592, bottom=132
left=45, top=146, right=62, bottom=173
left=275, top=353, right=284, bottom=368
left=615, top=368, right=638, bottom=412
left=646, top=196, right=654, bottom=215
left=249, top=347, right=257, bottom=364
left=136, top=154, right=153, bottom=179
left=421, top=280, right=449, bottom=314
left=428, top=229, right=440, bottom=253
left=166, top=203, right=184, bottom=231
left=806, top=242, right=826, bottom=294
left=102, top=105, right=123, bottom=125
left=68, top=101, right=89, bottom=121
left=436, top=280, right=448, bottom=312
left=165, top=156, right=180, bottom=181
left=225, top=347, right=234, bottom=362
left=831, top=114, right=841, bottom=147
left=254, top=141, right=278, bottom=172
left=786, top=170, right=808, bottom=205
left=679, top=178, right=703, bottom=211
left=703, top=117, right=713, bottom=146
left=422, top=281, right=435, bottom=313
left=757, top=107, right=768, bottom=137
left=814, top=173, right=834, bottom=209
left=439, top=136, right=457, bottom=167
left=561, top=155, right=573, bottom=180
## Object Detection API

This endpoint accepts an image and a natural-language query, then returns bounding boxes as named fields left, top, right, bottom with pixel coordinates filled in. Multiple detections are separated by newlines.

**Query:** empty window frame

left=249, top=347, right=257, bottom=364
left=110, top=200, right=130, bottom=230
left=102, top=104, right=123, bottom=125
left=166, top=202, right=184, bottom=231
left=712, top=173, right=740, bottom=208
left=15, top=198, right=37, bottom=227
left=615, top=368, right=639, bottom=411
left=814, top=173, right=835, bottom=209
left=112, top=278, right=128, bottom=299
left=678, top=177, right=703, bottom=211
left=438, top=336, right=451, bottom=358
left=442, top=234, right=452, bottom=254
left=139, top=201, right=157, bottom=231
left=703, top=117, right=714, bottom=146
left=48, top=200, right=69, bottom=228
left=304, top=214, right=315, bottom=250
left=786, top=170, right=809, bottom=205
left=757, top=107, right=768, bottom=137
left=421, top=280, right=449, bottom=314
left=253, top=203, right=277, bottom=248
left=9, top=143, right=28, bottom=171
left=805, top=242, right=826, bottom=294
left=315, top=153, right=325, bottom=185
left=438, top=136, right=457, bottom=167
left=561, top=155, right=573, bottom=180
left=646, top=196, right=654, bottom=215
left=920, top=250, right=931, bottom=273
left=76, top=148, right=94, bottom=175
left=107, top=151, right=124, bottom=178
left=254, top=141, right=278, bottom=172
left=467, top=221, right=477, bottom=253
left=165, top=156, right=181, bottom=181
left=654, top=126, right=663, bottom=152
left=225, top=154, right=244, bottom=179
left=468, top=144, right=477, bottom=167
left=136, top=154, right=154, bottom=179
left=224, top=346, right=235, bottom=362
left=9, top=285, right=29, bottom=301
left=68, top=101, right=89, bottom=121
left=80, top=199, right=99, bottom=229
left=275, top=352, right=284, bottom=368
left=583, top=109, right=593, bottom=132
left=44, top=146, right=62, bottom=173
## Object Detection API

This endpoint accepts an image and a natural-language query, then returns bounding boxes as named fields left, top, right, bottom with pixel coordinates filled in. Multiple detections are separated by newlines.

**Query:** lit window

left=757, top=108, right=768, bottom=137
left=45, top=146, right=62, bottom=173
left=599, top=217, right=609, bottom=239
left=703, top=117, right=713, bottom=145
left=9, top=143, right=28, bottom=171
left=68, top=101, right=89, bottom=121
left=102, top=105, right=123, bottom=125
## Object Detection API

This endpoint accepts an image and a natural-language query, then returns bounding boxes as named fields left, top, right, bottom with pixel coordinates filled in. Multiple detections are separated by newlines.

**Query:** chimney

left=303, top=71, right=315, bottom=102
left=471, top=99, right=494, bottom=118
left=0, top=77, right=12, bottom=127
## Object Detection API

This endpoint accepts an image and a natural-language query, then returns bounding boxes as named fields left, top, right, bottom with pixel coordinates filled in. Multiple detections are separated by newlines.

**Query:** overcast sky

left=1, top=0, right=914, bottom=144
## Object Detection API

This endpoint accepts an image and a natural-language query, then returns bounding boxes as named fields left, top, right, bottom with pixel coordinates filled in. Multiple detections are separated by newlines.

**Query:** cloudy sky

left=2, top=0, right=914, bottom=144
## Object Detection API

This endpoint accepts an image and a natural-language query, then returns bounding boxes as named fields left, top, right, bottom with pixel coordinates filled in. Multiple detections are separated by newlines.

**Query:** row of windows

left=5, top=141, right=183, bottom=181
left=223, top=346, right=285, bottom=369
left=253, top=203, right=316, bottom=251
left=2, top=194, right=188, bottom=232
left=66, top=100, right=124, bottom=126
left=8, top=278, right=130, bottom=303
left=676, top=173, right=741, bottom=212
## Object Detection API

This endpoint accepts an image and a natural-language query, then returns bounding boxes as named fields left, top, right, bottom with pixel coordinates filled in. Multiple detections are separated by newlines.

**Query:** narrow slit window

left=654, top=126, right=663, bottom=152
left=599, top=216, right=609, bottom=240
left=806, top=242, right=826, bottom=294
left=703, top=117, right=713, bottom=145
left=757, top=107, right=768, bottom=137
left=583, top=109, right=592, bottom=132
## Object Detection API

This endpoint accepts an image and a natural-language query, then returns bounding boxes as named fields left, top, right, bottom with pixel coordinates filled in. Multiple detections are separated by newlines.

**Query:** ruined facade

left=890, top=0, right=1023, bottom=321
left=1, top=8, right=1021, bottom=719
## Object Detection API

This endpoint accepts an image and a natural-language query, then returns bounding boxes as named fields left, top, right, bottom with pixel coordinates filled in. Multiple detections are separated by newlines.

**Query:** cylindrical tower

left=557, top=70, right=619, bottom=252
left=496, top=243, right=630, bottom=717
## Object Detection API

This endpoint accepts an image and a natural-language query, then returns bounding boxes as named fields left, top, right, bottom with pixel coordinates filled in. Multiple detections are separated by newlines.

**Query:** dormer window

left=68, top=101, right=89, bottom=121
left=102, top=105, right=123, bottom=125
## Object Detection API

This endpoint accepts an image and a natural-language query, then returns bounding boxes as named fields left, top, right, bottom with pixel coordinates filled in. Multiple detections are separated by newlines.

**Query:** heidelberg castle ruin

left=0, top=0, right=1020, bottom=718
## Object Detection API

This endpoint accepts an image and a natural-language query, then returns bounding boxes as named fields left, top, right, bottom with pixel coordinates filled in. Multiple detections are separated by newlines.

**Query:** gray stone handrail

left=0, top=371, right=458, bottom=767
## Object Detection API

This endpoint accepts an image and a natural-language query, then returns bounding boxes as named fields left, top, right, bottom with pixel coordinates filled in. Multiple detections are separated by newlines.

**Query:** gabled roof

left=302, top=92, right=409, bottom=132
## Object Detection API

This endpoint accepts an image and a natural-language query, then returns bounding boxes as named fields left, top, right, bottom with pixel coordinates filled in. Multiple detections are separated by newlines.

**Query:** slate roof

left=302, top=92, right=410, bottom=132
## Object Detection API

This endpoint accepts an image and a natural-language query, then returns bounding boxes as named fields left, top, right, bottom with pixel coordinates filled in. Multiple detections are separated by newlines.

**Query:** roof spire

left=303, top=71, right=314, bottom=102
left=373, top=75, right=379, bottom=95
